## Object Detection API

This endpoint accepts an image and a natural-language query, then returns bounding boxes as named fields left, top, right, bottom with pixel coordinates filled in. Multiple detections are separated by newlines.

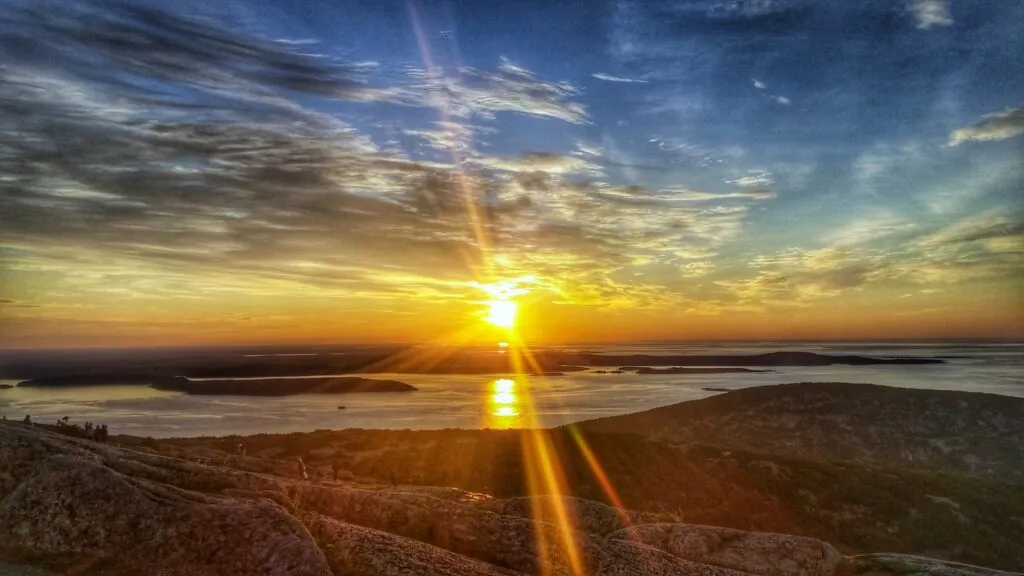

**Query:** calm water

left=1, top=341, right=1021, bottom=438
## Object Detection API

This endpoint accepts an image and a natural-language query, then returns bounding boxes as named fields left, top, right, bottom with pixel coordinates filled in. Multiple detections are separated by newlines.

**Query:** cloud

left=0, top=299, right=41, bottom=309
left=948, top=106, right=1024, bottom=145
left=396, top=59, right=588, bottom=124
left=918, top=210, right=1024, bottom=247
left=720, top=247, right=894, bottom=305
left=824, top=213, right=916, bottom=246
left=910, top=0, right=953, bottom=29
left=575, top=142, right=604, bottom=157
left=725, top=208, right=1024, bottom=306
left=0, top=0, right=381, bottom=118
left=0, top=0, right=782, bottom=318
left=753, top=79, right=766, bottom=89
left=727, top=170, right=774, bottom=187
left=473, top=152, right=600, bottom=175
left=775, top=96, right=791, bottom=105
left=663, top=187, right=776, bottom=201
left=593, top=73, right=648, bottom=84
left=403, top=121, right=477, bottom=152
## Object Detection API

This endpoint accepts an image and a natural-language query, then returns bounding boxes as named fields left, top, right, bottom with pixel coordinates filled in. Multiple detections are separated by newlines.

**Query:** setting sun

left=472, top=277, right=533, bottom=330
left=486, top=300, right=518, bottom=328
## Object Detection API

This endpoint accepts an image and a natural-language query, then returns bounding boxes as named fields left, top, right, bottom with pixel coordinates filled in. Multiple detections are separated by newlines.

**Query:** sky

left=0, top=0, right=1022, bottom=348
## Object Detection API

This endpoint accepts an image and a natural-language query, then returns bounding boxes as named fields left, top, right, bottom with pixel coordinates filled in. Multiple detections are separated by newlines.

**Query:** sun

left=486, top=299, right=518, bottom=328
left=471, top=277, right=533, bottom=330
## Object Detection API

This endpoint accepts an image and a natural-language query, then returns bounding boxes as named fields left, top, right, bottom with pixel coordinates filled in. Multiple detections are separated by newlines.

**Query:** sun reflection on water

left=485, top=377, right=521, bottom=427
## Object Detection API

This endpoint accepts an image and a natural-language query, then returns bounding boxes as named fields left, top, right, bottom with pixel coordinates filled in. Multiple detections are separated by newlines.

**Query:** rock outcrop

left=302, top=513, right=521, bottom=576
left=844, top=554, right=1020, bottom=576
left=0, top=435, right=331, bottom=575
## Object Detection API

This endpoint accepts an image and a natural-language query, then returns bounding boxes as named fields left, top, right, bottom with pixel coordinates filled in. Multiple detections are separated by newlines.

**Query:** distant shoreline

left=17, top=375, right=417, bottom=396
left=6, top=350, right=944, bottom=384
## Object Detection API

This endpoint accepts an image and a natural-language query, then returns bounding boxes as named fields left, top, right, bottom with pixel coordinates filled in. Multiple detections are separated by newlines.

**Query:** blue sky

left=0, top=0, right=1022, bottom=345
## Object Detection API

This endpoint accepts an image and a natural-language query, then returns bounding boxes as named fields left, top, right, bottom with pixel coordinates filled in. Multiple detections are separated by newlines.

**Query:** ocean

left=1, top=341, right=1021, bottom=438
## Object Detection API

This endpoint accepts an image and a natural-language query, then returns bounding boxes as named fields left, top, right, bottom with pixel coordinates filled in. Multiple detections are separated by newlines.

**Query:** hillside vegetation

left=577, top=382, right=1024, bottom=484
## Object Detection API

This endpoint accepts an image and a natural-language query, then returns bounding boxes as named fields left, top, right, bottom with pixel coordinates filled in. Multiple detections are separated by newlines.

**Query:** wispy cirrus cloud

left=909, top=0, right=953, bottom=29
left=395, top=59, right=588, bottom=124
left=949, top=106, right=1024, bottom=145
left=473, top=152, right=601, bottom=175
left=918, top=209, right=1024, bottom=248
left=725, top=207, right=1024, bottom=307
left=728, top=170, right=774, bottom=187
left=592, top=72, right=648, bottom=84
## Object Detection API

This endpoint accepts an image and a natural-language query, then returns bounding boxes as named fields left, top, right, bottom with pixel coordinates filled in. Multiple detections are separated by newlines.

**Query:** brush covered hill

left=576, top=382, right=1024, bottom=484
left=2, top=421, right=1022, bottom=576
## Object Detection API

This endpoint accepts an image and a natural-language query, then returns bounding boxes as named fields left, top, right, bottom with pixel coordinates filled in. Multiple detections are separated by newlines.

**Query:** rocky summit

left=1, top=421, right=1020, bottom=576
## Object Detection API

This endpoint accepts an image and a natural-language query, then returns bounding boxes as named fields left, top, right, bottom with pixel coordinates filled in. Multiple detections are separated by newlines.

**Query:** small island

left=619, top=367, right=772, bottom=374
left=151, top=376, right=416, bottom=396
left=17, top=376, right=160, bottom=387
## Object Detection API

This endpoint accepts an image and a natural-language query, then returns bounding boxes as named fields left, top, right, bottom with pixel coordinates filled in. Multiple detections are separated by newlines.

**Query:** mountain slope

left=153, top=426, right=1024, bottom=569
left=3, top=421, right=1020, bottom=576
left=575, top=382, right=1024, bottom=483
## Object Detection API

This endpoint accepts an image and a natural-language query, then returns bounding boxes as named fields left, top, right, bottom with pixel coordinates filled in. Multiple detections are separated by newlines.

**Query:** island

left=17, top=376, right=162, bottom=387
left=619, top=367, right=772, bottom=374
left=558, top=351, right=945, bottom=367
left=150, top=376, right=416, bottom=396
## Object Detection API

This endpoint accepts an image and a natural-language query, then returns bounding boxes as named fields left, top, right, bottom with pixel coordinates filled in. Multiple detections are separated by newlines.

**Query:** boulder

left=0, top=565, right=57, bottom=575
left=843, top=554, right=1022, bottom=576
left=475, top=495, right=676, bottom=535
left=0, top=454, right=331, bottom=575
left=610, top=523, right=841, bottom=576
left=303, top=512, right=522, bottom=575
left=287, top=484, right=752, bottom=576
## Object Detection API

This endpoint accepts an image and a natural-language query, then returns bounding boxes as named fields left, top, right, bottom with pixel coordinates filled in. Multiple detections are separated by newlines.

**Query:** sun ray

left=566, top=424, right=639, bottom=542
left=506, top=338, right=588, bottom=575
